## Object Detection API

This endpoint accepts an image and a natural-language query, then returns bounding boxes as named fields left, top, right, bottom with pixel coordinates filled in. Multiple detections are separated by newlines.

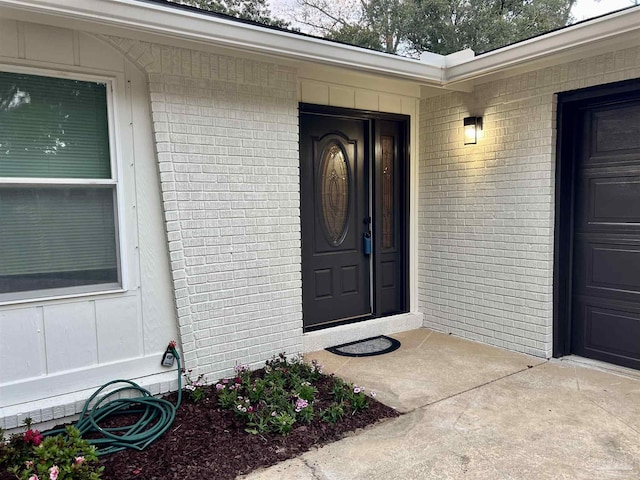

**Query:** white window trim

left=0, top=64, right=130, bottom=305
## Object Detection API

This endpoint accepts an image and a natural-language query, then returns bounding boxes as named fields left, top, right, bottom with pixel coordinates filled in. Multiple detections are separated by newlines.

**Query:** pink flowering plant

left=0, top=420, right=102, bottom=480
left=0, top=418, right=40, bottom=472
left=212, top=353, right=373, bottom=435
left=331, top=378, right=370, bottom=413
left=182, top=369, right=209, bottom=403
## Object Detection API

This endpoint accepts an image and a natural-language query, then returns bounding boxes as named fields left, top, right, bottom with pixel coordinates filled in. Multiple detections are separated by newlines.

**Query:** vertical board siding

left=328, top=85, right=356, bottom=108
left=0, top=308, right=44, bottom=383
left=379, top=94, right=405, bottom=114
left=355, top=91, right=379, bottom=111
left=300, top=81, right=330, bottom=105
left=43, top=302, right=98, bottom=373
left=23, top=23, right=75, bottom=65
left=0, top=20, right=18, bottom=58
left=300, top=78, right=417, bottom=117
left=419, top=46, right=640, bottom=358
left=126, top=58, right=179, bottom=357
left=95, top=296, right=141, bottom=363
left=0, top=23, right=178, bottom=427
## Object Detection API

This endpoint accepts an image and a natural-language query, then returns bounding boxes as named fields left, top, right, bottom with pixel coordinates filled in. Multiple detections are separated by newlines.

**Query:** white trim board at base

left=0, top=369, right=179, bottom=432
left=0, top=354, right=176, bottom=408
left=302, top=312, right=423, bottom=353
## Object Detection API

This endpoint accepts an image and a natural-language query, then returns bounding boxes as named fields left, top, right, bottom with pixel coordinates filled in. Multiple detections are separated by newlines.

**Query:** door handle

left=363, top=232, right=372, bottom=255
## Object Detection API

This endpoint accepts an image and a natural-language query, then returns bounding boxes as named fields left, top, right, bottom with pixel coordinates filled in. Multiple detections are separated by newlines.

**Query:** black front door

left=300, top=106, right=408, bottom=330
left=557, top=84, right=640, bottom=370
left=300, top=113, right=370, bottom=328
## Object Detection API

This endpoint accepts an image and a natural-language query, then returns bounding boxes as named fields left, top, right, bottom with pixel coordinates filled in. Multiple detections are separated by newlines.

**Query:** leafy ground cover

left=1, top=354, right=399, bottom=480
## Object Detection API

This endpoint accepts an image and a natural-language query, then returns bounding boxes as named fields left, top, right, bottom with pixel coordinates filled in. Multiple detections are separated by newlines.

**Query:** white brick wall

left=106, top=37, right=302, bottom=380
left=419, top=47, right=640, bottom=358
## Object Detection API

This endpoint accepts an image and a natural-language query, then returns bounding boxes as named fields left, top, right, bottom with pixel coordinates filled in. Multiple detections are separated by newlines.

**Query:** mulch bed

left=2, top=374, right=399, bottom=480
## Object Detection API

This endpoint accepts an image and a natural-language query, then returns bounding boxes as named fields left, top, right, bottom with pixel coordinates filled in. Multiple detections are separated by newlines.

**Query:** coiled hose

left=46, top=346, right=182, bottom=456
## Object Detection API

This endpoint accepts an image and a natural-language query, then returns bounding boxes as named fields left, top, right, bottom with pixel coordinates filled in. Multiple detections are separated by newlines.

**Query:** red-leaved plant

left=0, top=418, right=103, bottom=480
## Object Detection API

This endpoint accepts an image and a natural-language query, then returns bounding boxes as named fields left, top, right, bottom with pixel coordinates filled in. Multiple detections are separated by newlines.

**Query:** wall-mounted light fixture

left=464, top=116, right=483, bottom=145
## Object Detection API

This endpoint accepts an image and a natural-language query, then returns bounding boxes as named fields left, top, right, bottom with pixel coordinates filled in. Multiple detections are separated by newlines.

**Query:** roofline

left=445, top=6, right=640, bottom=84
left=0, top=0, right=639, bottom=89
left=0, top=0, right=447, bottom=85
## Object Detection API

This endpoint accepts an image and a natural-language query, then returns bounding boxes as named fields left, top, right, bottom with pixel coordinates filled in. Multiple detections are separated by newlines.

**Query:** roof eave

left=0, top=0, right=447, bottom=86
left=1, top=0, right=639, bottom=91
left=445, top=6, right=640, bottom=85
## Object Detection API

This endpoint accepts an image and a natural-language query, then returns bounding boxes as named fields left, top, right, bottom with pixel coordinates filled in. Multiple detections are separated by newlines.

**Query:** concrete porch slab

left=243, top=328, right=640, bottom=480
left=304, top=328, right=546, bottom=413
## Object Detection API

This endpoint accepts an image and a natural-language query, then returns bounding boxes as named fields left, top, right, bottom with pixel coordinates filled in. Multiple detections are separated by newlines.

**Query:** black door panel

left=573, top=235, right=640, bottom=299
left=300, top=107, right=409, bottom=330
left=572, top=296, right=640, bottom=367
left=374, top=120, right=407, bottom=316
left=300, top=114, right=370, bottom=328
left=570, top=96, right=640, bottom=370
left=575, top=172, right=640, bottom=230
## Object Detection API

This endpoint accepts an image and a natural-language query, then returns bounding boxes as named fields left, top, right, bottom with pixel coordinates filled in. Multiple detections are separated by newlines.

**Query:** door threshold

left=304, top=313, right=373, bottom=333
left=554, top=355, right=640, bottom=380
left=302, top=312, right=423, bottom=352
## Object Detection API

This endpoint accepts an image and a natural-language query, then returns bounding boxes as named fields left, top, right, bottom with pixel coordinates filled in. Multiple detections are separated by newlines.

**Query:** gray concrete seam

left=413, top=360, right=550, bottom=413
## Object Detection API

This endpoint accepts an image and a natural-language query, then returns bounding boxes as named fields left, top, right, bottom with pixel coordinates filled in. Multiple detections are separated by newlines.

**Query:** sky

left=270, top=0, right=639, bottom=27
left=268, top=0, right=639, bottom=56
left=571, top=0, right=637, bottom=21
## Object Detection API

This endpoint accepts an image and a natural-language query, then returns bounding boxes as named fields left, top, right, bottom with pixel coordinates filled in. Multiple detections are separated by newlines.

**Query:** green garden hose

left=46, top=345, right=182, bottom=456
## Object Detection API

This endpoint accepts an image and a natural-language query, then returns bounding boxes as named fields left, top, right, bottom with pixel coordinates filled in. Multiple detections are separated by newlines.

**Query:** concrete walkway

left=242, top=329, right=640, bottom=480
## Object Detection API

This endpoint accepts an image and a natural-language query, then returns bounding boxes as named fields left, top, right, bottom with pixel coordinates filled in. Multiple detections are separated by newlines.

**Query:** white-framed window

left=0, top=68, right=123, bottom=303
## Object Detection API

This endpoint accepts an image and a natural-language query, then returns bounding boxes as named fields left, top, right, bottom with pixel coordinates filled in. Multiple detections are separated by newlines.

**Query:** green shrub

left=1, top=419, right=103, bottom=480
left=214, top=354, right=374, bottom=436
left=182, top=369, right=209, bottom=403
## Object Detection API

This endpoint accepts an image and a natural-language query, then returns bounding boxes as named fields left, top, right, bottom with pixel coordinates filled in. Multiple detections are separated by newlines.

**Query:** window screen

left=0, top=71, right=120, bottom=298
left=0, top=71, right=111, bottom=178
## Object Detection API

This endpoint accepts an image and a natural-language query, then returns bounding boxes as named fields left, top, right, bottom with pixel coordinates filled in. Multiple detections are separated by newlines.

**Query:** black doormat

left=326, top=335, right=401, bottom=357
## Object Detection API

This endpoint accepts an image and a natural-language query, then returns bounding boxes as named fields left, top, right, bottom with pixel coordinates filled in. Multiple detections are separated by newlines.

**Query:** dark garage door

left=570, top=95, right=640, bottom=370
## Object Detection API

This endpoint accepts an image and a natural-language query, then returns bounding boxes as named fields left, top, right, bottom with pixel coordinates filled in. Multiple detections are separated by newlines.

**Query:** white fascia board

left=2, top=0, right=638, bottom=91
left=0, top=0, right=447, bottom=85
left=445, top=7, right=640, bottom=84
